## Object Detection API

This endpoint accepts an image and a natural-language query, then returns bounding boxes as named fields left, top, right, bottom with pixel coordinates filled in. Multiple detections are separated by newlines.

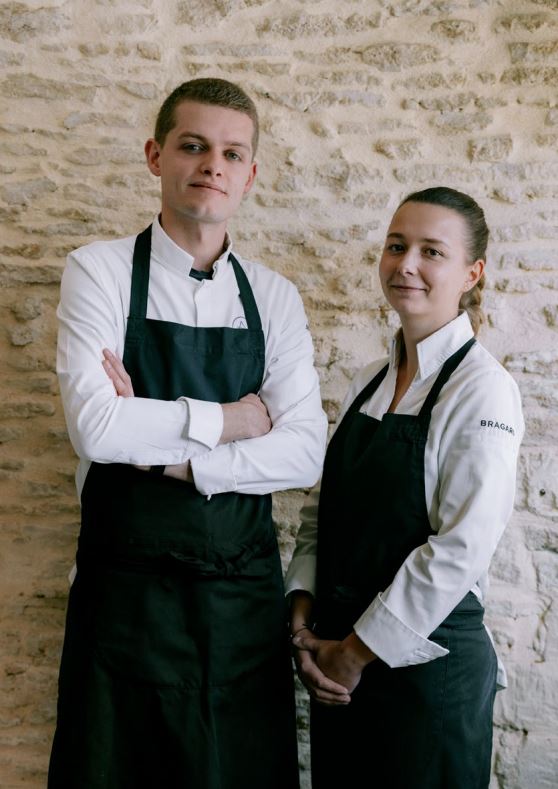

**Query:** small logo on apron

left=232, top=316, right=247, bottom=329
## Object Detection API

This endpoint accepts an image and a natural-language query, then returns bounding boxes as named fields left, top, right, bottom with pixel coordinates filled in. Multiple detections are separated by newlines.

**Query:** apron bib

left=49, top=225, right=299, bottom=789
left=311, top=338, right=497, bottom=789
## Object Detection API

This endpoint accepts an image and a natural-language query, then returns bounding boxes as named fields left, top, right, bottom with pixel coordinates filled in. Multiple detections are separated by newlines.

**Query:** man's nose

left=199, top=150, right=222, bottom=176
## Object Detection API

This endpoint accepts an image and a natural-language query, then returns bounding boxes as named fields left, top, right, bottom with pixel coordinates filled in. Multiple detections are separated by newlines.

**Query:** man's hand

left=220, top=393, right=271, bottom=443
left=164, top=462, right=194, bottom=483
left=293, top=630, right=376, bottom=704
left=102, top=348, right=134, bottom=397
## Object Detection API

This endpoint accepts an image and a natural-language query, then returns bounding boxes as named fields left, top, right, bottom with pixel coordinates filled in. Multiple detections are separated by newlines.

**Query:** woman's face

left=379, top=201, right=483, bottom=335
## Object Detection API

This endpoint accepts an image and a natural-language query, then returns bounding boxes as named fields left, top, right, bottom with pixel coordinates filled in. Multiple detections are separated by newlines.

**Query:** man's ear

left=243, top=160, right=257, bottom=195
left=145, top=138, right=161, bottom=177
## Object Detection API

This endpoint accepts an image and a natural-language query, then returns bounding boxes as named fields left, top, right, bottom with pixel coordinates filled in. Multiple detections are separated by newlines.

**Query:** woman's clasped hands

left=292, top=627, right=376, bottom=707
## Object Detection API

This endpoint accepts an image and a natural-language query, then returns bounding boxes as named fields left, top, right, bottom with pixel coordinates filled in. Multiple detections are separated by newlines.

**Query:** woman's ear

left=464, top=258, right=485, bottom=292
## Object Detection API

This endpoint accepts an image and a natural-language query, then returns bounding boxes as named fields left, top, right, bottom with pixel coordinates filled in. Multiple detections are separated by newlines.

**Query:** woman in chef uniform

left=286, top=186, right=524, bottom=789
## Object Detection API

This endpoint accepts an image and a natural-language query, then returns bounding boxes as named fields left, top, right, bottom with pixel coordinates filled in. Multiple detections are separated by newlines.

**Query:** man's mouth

left=189, top=182, right=226, bottom=194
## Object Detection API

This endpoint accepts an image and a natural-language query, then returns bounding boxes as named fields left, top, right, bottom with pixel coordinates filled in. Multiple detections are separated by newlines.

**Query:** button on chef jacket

left=285, top=312, right=524, bottom=688
left=57, top=216, right=327, bottom=498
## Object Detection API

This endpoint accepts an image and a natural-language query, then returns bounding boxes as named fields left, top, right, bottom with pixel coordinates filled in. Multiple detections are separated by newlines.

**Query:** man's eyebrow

left=177, top=132, right=250, bottom=151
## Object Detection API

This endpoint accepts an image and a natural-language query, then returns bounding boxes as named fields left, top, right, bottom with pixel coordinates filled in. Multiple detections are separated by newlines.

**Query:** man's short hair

left=154, top=77, right=259, bottom=156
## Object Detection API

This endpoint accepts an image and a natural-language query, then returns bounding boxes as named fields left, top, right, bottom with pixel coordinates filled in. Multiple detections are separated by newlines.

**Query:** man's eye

left=226, top=151, right=241, bottom=161
left=182, top=143, right=202, bottom=152
left=387, top=243, right=404, bottom=253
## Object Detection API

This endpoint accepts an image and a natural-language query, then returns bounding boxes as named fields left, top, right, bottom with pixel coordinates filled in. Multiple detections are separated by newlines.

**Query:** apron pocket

left=91, top=562, right=201, bottom=688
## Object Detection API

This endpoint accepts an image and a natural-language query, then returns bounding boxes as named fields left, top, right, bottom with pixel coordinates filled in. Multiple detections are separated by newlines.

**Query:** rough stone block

left=520, top=451, right=558, bottom=519
left=494, top=13, right=554, bottom=33
left=0, top=4, right=70, bottom=43
left=0, top=243, right=44, bottom=260
left=257, top=12, right=380, bottom=39
left=1, top=178, right=57, bottom=207
left=0, top=401, right=55, bottom=419
left=501, top=66, right=558, bottom=85
left=431, top=19, right=476, bottom=40
left=535, top=132, right=558, bottom=148
left=8, top=327, right=37, bottom=347
left=117, top=80, right=159, bottom=100
left=533, top=552, right=558, bottom=593
left=374, top=138, right=422, bottom=159
left=0, top=49, right=24, bottom=66
left=136, top=41, right=161, bottom=60
left=0, top=427, right=23, bottom=444
left=361, top=43, right=440, bottom=71
left=62, top=111, right=135, bottom=129
left=431, top=111, right=492, bottom=132
left=78, top=43, right=109, bottom=56
left=469, top=135, right=513, bottom=162
left=0, top=74, right=97, bottom=102
left=509, top=41, right=558, bottom=64
left=505, top=349, right=558, bottom=377
left=99, top=13, right=155, bottom=35
left=516, top=735, right=558, bottom=789
left=405, top=93, right=474, bottom=112
left=394, top=71, right=467, bottom=90
left=393, top=164, right=480, bottom=184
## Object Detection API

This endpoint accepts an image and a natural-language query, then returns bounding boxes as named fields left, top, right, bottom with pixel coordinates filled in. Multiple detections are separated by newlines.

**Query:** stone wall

left=1, top=1, right=557, bottom=787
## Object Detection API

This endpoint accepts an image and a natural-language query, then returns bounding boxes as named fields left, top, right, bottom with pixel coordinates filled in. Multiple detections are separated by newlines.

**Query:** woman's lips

left=391, top=284, right=426, bottom=291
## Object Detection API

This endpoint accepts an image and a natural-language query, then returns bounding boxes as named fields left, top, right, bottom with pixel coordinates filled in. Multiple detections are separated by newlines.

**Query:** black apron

left=48, top=225, right=299, bottom=789
left=310, top=338, right=498, bottom=789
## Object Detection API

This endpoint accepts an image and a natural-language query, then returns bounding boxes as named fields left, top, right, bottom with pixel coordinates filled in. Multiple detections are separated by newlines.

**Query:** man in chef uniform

left=49, top=77, right=327, bottom=789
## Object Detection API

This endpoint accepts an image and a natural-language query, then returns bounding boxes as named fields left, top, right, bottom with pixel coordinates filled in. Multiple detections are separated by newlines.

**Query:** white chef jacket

left=285, top=312, right=524, bottom=687
left=57, top=217, right=327, bottom=498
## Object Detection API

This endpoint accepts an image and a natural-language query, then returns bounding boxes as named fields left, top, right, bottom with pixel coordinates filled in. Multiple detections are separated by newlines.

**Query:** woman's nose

left=396, top=249, right=417, bottom=274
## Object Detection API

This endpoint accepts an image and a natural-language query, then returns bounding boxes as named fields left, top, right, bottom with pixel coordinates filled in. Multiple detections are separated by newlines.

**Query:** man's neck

left=159, top=211, right=227, bottom=272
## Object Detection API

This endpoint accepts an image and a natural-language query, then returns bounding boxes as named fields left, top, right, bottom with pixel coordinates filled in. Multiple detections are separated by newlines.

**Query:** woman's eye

left=425, top=247, right=442, bottom=257
left=387, top=243, right=405, bottom=253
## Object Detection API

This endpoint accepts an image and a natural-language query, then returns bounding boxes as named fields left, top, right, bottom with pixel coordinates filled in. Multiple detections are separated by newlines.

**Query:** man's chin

left=175, top=207, right=229, bottom=225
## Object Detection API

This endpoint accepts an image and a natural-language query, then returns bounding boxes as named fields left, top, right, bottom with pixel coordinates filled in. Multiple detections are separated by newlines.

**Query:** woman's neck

left=390, top=313, right=459, bottom=412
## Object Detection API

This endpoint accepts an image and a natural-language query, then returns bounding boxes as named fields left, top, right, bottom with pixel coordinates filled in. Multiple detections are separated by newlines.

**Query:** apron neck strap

left=348, top=364, right=390, bottom=416
left=129, top=225, right=152, bottom=320
left=229, top=253, right=262, bottom=332
left=418, top=337, right=476, bottom=419
left=129, top=230, right=261, bottom=334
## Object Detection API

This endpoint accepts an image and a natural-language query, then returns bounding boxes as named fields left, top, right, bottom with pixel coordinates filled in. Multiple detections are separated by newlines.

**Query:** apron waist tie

left=76, top=537, right=277, bottom=580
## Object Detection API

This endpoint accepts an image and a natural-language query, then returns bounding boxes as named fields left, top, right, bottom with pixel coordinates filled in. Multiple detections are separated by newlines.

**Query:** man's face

left=145, top=100, right=257, bottom=227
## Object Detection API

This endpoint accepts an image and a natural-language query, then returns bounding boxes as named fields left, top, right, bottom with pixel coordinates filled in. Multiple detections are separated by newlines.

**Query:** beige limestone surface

left=1, top=1, right=557, bottom=787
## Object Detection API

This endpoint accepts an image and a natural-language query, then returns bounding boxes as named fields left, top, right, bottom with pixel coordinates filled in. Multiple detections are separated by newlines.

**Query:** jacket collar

left=150, top=216, right=233, bottom=279
left=390, top=312, right=475, bottom=381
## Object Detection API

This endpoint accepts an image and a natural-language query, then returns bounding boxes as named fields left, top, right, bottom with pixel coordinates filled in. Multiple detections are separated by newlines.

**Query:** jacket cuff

left=180, top=397, right=223, bottom=449
left=354, top=593, right=449, bottom=668
left=190, top=443, right=237, bottom=496
left=284, top=554, right=317, bottom=597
